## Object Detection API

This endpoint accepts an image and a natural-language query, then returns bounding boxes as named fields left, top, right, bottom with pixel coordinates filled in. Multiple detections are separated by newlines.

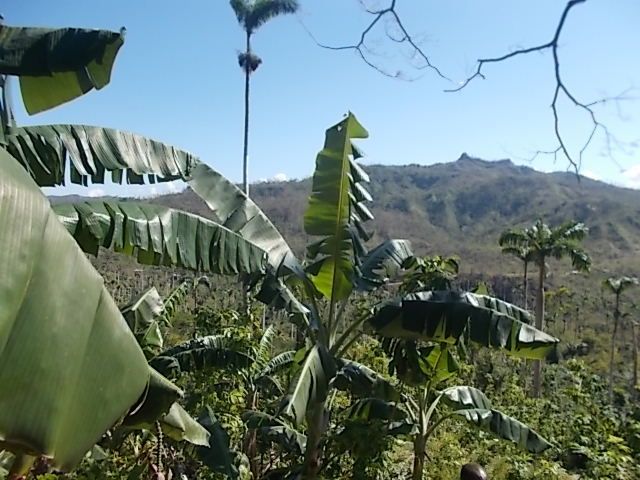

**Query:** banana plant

left=377, top=340, right=550, bottom=480
left=150, top=323, right=295, bottom=477
left=0, top=22, right=296, bottom=476
left=243, top=114, right=560, bottom=479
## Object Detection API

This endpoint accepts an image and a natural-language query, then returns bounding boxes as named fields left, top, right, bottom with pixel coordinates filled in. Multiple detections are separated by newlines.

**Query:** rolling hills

left=149, top=153, right=640, bottom=278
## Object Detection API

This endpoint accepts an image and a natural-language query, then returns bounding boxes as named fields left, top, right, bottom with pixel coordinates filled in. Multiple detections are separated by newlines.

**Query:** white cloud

left=272, top=173, right=288, bottom=182
left=87, top=188, right=105, bottom=198
left=623, top=164, right=640, bottom=189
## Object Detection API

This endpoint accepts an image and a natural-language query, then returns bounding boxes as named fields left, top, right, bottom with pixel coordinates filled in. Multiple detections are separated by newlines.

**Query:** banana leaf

left=357, top=239, right=413, bottom=291
left=279, top=345, right=337, bottom=425
left=0, top=26, right=125, bottom=114
left=243, top=411, right=306, bottom=455
left=303, top=113, right=372, bottom=301
left=121, top=287, right=166, bottom=355
left=197, top=407, right=243, bottom=479
left=342, top=398, right=405, bottom=422
left=158, top=404, right=210, bottom=447
left=441, top=386, right=492, bottom=410
left=452, top=408, right=551, bottom=453
left=0, top=147, right=149, bottom=470
left=369, top=291, right=558, bottom=360
left=333, top=359, right=399, bottom=401
left=6, top=124, right=300, bottom=274
left=53, top=200, right=267, bottom=275
left=157, top=335, right=253, bottom=373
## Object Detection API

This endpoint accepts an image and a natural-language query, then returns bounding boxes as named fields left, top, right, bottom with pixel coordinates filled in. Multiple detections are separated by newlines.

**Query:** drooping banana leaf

left=452, top=408, right=551, bottom=454
left=303, top=113, right=372, bottom=301
left=0, top=26, right=125, bottom=114
left=6, top=124, right=300, bottom=274
left=197, top=407, right=242, bottom=480
left=333, top=359, right=399, bottom=402
left=121, top=287, right=166, bottom=356
left=441, top=386, right=492, bottom=411
left=256, top=350, right=296, bottom=379
left=357, top=239, right=413, bottom=291
left=158, top=403, right=210, bottom=447
left=0, top=148, right=149, bottom=470
left=342, top=398, right=405, bottom=422
left=156, top=335, right=253, bottom=373
left=122, top=368, right=182, bottom=428
left=383, top=340, right=459, bottom=387
left=369, top=291, right=558, bottom=360
left=53, top=200, right=267, bottom=275
left=243, top=411, right=307, bottom=455
left=279, top=345, right=337, bottom=425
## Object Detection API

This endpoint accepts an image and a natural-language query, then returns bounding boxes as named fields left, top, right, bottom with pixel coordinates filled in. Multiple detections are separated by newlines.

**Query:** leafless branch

left=299, top=0, right=449, bottom=81
left=445, top=0, right=634, bottom=173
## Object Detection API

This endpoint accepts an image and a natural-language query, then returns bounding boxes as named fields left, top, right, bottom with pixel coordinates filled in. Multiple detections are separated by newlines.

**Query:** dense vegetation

left=1, top=10, right=640, bottom=480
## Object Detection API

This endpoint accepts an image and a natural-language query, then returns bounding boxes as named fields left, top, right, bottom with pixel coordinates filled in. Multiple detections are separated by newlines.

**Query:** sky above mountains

left=5, top=0, right=640, bottom=197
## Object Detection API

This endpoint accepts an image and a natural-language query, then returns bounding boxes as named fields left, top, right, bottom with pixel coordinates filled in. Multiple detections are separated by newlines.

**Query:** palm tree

left=230, top=0, right=299, bottom=196
left=498, top=235, right=534, bottom=309
left=500, top=219, right=591, bottom=397
left=603, top=276, right=639, bottom=401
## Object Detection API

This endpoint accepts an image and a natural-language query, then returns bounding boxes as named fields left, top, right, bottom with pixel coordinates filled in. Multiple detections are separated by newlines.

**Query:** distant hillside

left=145, top=154, right=640, bottom=277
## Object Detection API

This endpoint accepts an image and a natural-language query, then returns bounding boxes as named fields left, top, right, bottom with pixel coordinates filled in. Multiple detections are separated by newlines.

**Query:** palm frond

left=245, top=0, right=299, bottom=32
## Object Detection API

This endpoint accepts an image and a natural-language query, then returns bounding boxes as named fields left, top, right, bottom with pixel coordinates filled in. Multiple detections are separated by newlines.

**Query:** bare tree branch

left=447, top=0, right=634, bottom=172
left=299, top=0, right=449, bottom=81
left=303, top=0, right=634, bottom=173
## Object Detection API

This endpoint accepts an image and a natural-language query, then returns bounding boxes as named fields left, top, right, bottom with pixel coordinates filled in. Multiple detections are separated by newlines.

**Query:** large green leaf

left=53, top=200, right=267, bottom=275
left=342, top=398, right=405, bottom=422
left=453, top=408, right=551, bottom=453
left=0, top=26, right=125, bottom=114
left=0, top=148, right=149, bottom=469
left=441, top=386, right=492, bottom=410
left=279, top=345, right=337, bottom=425
left=369, top=291, right=558, bottom=360
left=6, top=124, right=300, bottom=274
left=155, top=335, right=253, bottom=374
left=384, top=340, right=459, bottom=387
left=121, top=287, right=166, bottom=356
left=159, top=403, right=210, bottom=447
left=303, top=113, right=371, bottom=301
left=357, top=239, right=413, bottom=291
left=243, top=411, right=306, bottom=455
left=333, top=359, right=399, bottom=402
left=197, top=407, right=242, bottom=479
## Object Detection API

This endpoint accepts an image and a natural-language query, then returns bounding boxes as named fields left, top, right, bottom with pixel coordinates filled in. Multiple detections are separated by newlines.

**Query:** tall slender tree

left=500, top=219, right=591, bottom=397
left=229, top=0, right=299, bottom=196
left=603, top=276, right=639, bottom=401
left=498, top=236, right=533, bottom=309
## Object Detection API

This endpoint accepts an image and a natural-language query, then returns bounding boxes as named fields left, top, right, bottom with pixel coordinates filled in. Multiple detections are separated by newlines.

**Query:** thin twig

left=298, top=0, right=449, bottom=81
left=445, top=0, right=634, bottom=172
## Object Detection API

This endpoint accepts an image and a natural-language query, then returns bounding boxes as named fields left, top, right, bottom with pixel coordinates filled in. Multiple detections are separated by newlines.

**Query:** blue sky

left=5, top=0, right=640, bottom=197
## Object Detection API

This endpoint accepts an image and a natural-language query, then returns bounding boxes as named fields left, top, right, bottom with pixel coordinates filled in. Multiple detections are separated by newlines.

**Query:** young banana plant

left=249, top=114, right=559, bottom=479
left=380, top=340, right=550, bottom=480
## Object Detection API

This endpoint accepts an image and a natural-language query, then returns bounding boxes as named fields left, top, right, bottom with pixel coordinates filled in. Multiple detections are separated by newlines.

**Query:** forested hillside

left=149, top=154, right=640, bottom=276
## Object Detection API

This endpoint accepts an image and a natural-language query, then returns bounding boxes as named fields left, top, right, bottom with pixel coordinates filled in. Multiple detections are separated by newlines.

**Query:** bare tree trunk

left=242, top=32, right=251, bottom=197
left=244, top=390, right=260, bottom=479
left=302, top=404, right=327, bottom=479
left=532, top=261, right=545, bottom=397
left=632, top=320, right=638, bottom=398
left=523, top=260, right=528, bottom=310
left=609, top=295, right=620, bottom=402
left=411, top=435, right=427, bottom=480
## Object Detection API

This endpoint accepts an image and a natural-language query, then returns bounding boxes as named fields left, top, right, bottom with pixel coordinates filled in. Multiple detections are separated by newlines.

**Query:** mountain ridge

left=51, top=155, right=640, bottom=276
